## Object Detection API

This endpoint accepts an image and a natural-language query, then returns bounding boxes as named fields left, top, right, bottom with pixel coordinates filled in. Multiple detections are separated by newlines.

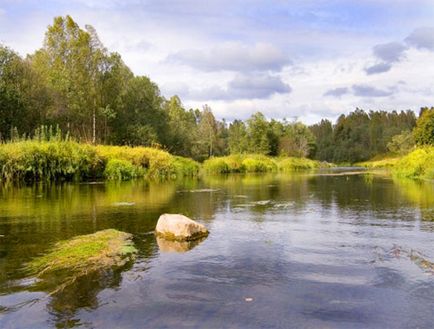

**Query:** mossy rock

left=27, top=229, right=137, bottom=279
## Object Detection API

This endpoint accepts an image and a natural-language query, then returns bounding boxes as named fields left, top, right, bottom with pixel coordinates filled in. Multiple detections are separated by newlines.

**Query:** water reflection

left=1, top=172, right=434, bottom=328
left=157, top=236, right=207, bottom=253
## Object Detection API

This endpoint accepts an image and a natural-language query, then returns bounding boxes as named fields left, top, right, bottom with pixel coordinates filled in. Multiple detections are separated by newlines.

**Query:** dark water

left=1, top=172, right=434, bottom=328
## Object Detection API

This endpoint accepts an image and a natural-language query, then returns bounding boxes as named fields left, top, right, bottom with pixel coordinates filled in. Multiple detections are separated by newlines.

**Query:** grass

left=392, top=147, right=434, bottom=179
left=203, top=154, right=325, bottom=174
left=0, top=140, right=200, bottom=182
left=26, top=229, right=137, bottom=294
left=356, top=156, right=401, bottom=169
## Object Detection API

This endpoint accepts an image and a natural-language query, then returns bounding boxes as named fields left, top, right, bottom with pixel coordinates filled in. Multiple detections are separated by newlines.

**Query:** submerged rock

left=155, top=214, right=208, bottom=241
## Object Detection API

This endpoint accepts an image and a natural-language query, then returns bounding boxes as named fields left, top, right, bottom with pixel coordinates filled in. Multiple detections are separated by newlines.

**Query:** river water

left=1, top=171, right=434, bottom=328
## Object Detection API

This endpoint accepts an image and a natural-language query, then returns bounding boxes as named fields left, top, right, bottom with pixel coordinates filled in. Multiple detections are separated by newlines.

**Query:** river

left=1, top=171, right=434, bottom=328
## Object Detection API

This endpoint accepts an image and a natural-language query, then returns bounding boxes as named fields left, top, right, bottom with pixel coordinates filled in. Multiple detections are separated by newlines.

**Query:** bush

left=242, top=155, right=277, bottom=172
left=103, top=159, right=143, bottom=180
left=277, top=157, right=320, bottom=171
left=0, top=141, right=199, bottom=182
left=203, top=157, right=230, bottom=174
left=393, top=147, right=434, bottom=179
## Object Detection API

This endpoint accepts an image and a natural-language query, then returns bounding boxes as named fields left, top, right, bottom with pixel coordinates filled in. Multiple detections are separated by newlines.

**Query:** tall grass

left=203, top=154, right=324, bottom=174
left=0, top=140, right=200, bottom=182
left=393, top=147, right=434, bottom=179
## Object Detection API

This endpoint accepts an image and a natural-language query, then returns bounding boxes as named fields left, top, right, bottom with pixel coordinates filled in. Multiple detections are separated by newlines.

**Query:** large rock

left=155, top=214, right=208, bottom=241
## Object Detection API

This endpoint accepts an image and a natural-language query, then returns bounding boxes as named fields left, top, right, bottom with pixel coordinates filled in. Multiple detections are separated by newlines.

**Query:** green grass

left=26, top=229, right=137, bottom=294
left=277, top=157, right=322, bottom=171
left=203, top=154, right=324, bottom=174
left=356, top=157, right=401, bottom=169
left=392, top=147, right=434, bottom=179
left=0, top=140, right=200, bottom=182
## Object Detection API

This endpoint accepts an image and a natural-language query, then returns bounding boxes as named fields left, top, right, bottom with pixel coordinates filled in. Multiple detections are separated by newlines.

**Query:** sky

left=1, top=0, right=434, bottom=124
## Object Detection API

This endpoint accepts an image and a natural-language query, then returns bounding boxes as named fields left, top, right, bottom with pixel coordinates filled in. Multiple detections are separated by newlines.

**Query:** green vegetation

left=356, top=156, right=401, bottom=169
left=0, top=139, right=200, bottom=182
left=392, top=147, right=434, bottom=179
left=1, top=14, right=434, bottom=172
left=26, top=229, right=136, bottom=293
left=413, top=107, right=434, bottom=146
left=309, top=109, right=416, bottom=163
left=203, top=154, right=323, bottom=174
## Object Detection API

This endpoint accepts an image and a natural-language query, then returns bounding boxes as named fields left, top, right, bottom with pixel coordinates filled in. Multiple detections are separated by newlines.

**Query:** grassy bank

left=392, top=147, right=434, bottom=179
left=356, top=156, right=401, bottom=169
left=357, top=147, right=434, bottom=180
left=203, top=154, right=325, bottom=174
left=0, top=140, right=200, bottom=182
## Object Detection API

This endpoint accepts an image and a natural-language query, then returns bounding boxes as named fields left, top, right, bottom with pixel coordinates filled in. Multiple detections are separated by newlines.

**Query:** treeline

left=310, top=109, right=416, bottom=163
left=0, top=15, right=428, bottom=163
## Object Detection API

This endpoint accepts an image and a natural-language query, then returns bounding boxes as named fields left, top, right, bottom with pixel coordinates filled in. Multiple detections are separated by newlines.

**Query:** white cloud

left=167, top=42, right=291, bottom=72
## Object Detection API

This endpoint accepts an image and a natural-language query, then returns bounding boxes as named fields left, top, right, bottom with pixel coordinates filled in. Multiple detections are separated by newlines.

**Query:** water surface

left=1, top=172, right=434, bottom=328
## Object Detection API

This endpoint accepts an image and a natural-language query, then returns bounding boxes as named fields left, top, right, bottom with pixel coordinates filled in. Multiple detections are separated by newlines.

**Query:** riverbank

left=357, top=147, right=434, bottom=180
left=203, top=154, right=328, bottom=174
left=0, top=140, right=200, bottom=182
left=0, top=140, right=331, bottom=182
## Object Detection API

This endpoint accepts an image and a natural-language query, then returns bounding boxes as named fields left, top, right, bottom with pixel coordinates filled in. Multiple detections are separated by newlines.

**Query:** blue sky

left=1, top=0, right=434, bottom=123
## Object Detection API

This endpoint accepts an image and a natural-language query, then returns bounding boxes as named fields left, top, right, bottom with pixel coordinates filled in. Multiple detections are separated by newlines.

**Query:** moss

left=27, top=229, right=137, bottom=278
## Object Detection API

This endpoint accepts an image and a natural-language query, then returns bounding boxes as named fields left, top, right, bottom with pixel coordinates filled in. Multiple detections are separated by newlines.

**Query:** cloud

left=352, top=84, right=394, bottom=97
left=365, top=42, right=407, bottom=75
left=373, top=42, right=407, bottom=63
left=405, top=27, right=434, bottom=50
left=365, top=62, right=392, bottom=75
left=167, top=42, right=291, bottom=72
left=188, top=73, right=291, bottom=101
left=324, top=87, right=349, bottom=97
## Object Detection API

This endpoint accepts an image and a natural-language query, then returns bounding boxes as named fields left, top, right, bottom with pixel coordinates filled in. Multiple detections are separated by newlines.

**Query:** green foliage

left=203, top=154, right=321, bottom=174
left=0, top=139, right=199, bottom=182
left=413, top=107, right=434, bottom=146
left=277, top=157, right=321, bottom=171
left=26, top=229, right=137, bottom=294
left=356, top=157, right=401, bottom=169
left=387, top=130, right=415, bottom=155
left=172, top=156, right=201, bottom=177
left=393, top=147, right=434, bottom=179
left=310, top=109, right=416, bottom=163
left=242, top=155, right=277, bottom=172
left=103, top=159, right=143, bottom=180
left=203, top=157, right=231, bottom=174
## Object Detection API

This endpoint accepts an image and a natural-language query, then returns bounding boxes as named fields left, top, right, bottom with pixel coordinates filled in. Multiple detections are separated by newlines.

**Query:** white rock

left=155, top=214, right=208, bottom=241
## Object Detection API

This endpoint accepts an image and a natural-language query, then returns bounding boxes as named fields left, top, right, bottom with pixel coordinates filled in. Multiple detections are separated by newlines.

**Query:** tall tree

left=413, top=107, right=434, bottom=145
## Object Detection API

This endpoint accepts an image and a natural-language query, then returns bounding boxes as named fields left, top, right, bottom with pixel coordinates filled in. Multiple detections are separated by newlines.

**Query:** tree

left=279, top=121, right=316, bottom=157
left=387, top=130, right=415, bottom=155
left=196, top=105, right=218, bottom=158
left=228, top=120, right=248, bottom=154
left=0, top=46, right=50, bottom=140
left=309, top=119, right=333, bottom=161
left=246, top=112, right=270, bottom=154
left=413, top=107, right=434, bottom=145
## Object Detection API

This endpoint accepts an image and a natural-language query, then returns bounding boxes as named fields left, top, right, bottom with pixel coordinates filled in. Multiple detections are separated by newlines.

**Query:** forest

left=0, top=15, right=431, bottom=164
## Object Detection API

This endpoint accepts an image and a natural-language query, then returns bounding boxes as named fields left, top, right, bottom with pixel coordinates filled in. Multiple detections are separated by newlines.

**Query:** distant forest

left=0, top=15, right=429, bottom=163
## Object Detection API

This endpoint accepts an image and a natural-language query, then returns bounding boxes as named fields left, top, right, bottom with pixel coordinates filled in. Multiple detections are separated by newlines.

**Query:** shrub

left=277, top=157, right=320, bottom=171
left=242, top=155, right=277, bottom=172
left=103, top=159, right=143, bottom=180
left=203, top=157, right=230, bottom=174
left=393, top=147, right=434, bottom=179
